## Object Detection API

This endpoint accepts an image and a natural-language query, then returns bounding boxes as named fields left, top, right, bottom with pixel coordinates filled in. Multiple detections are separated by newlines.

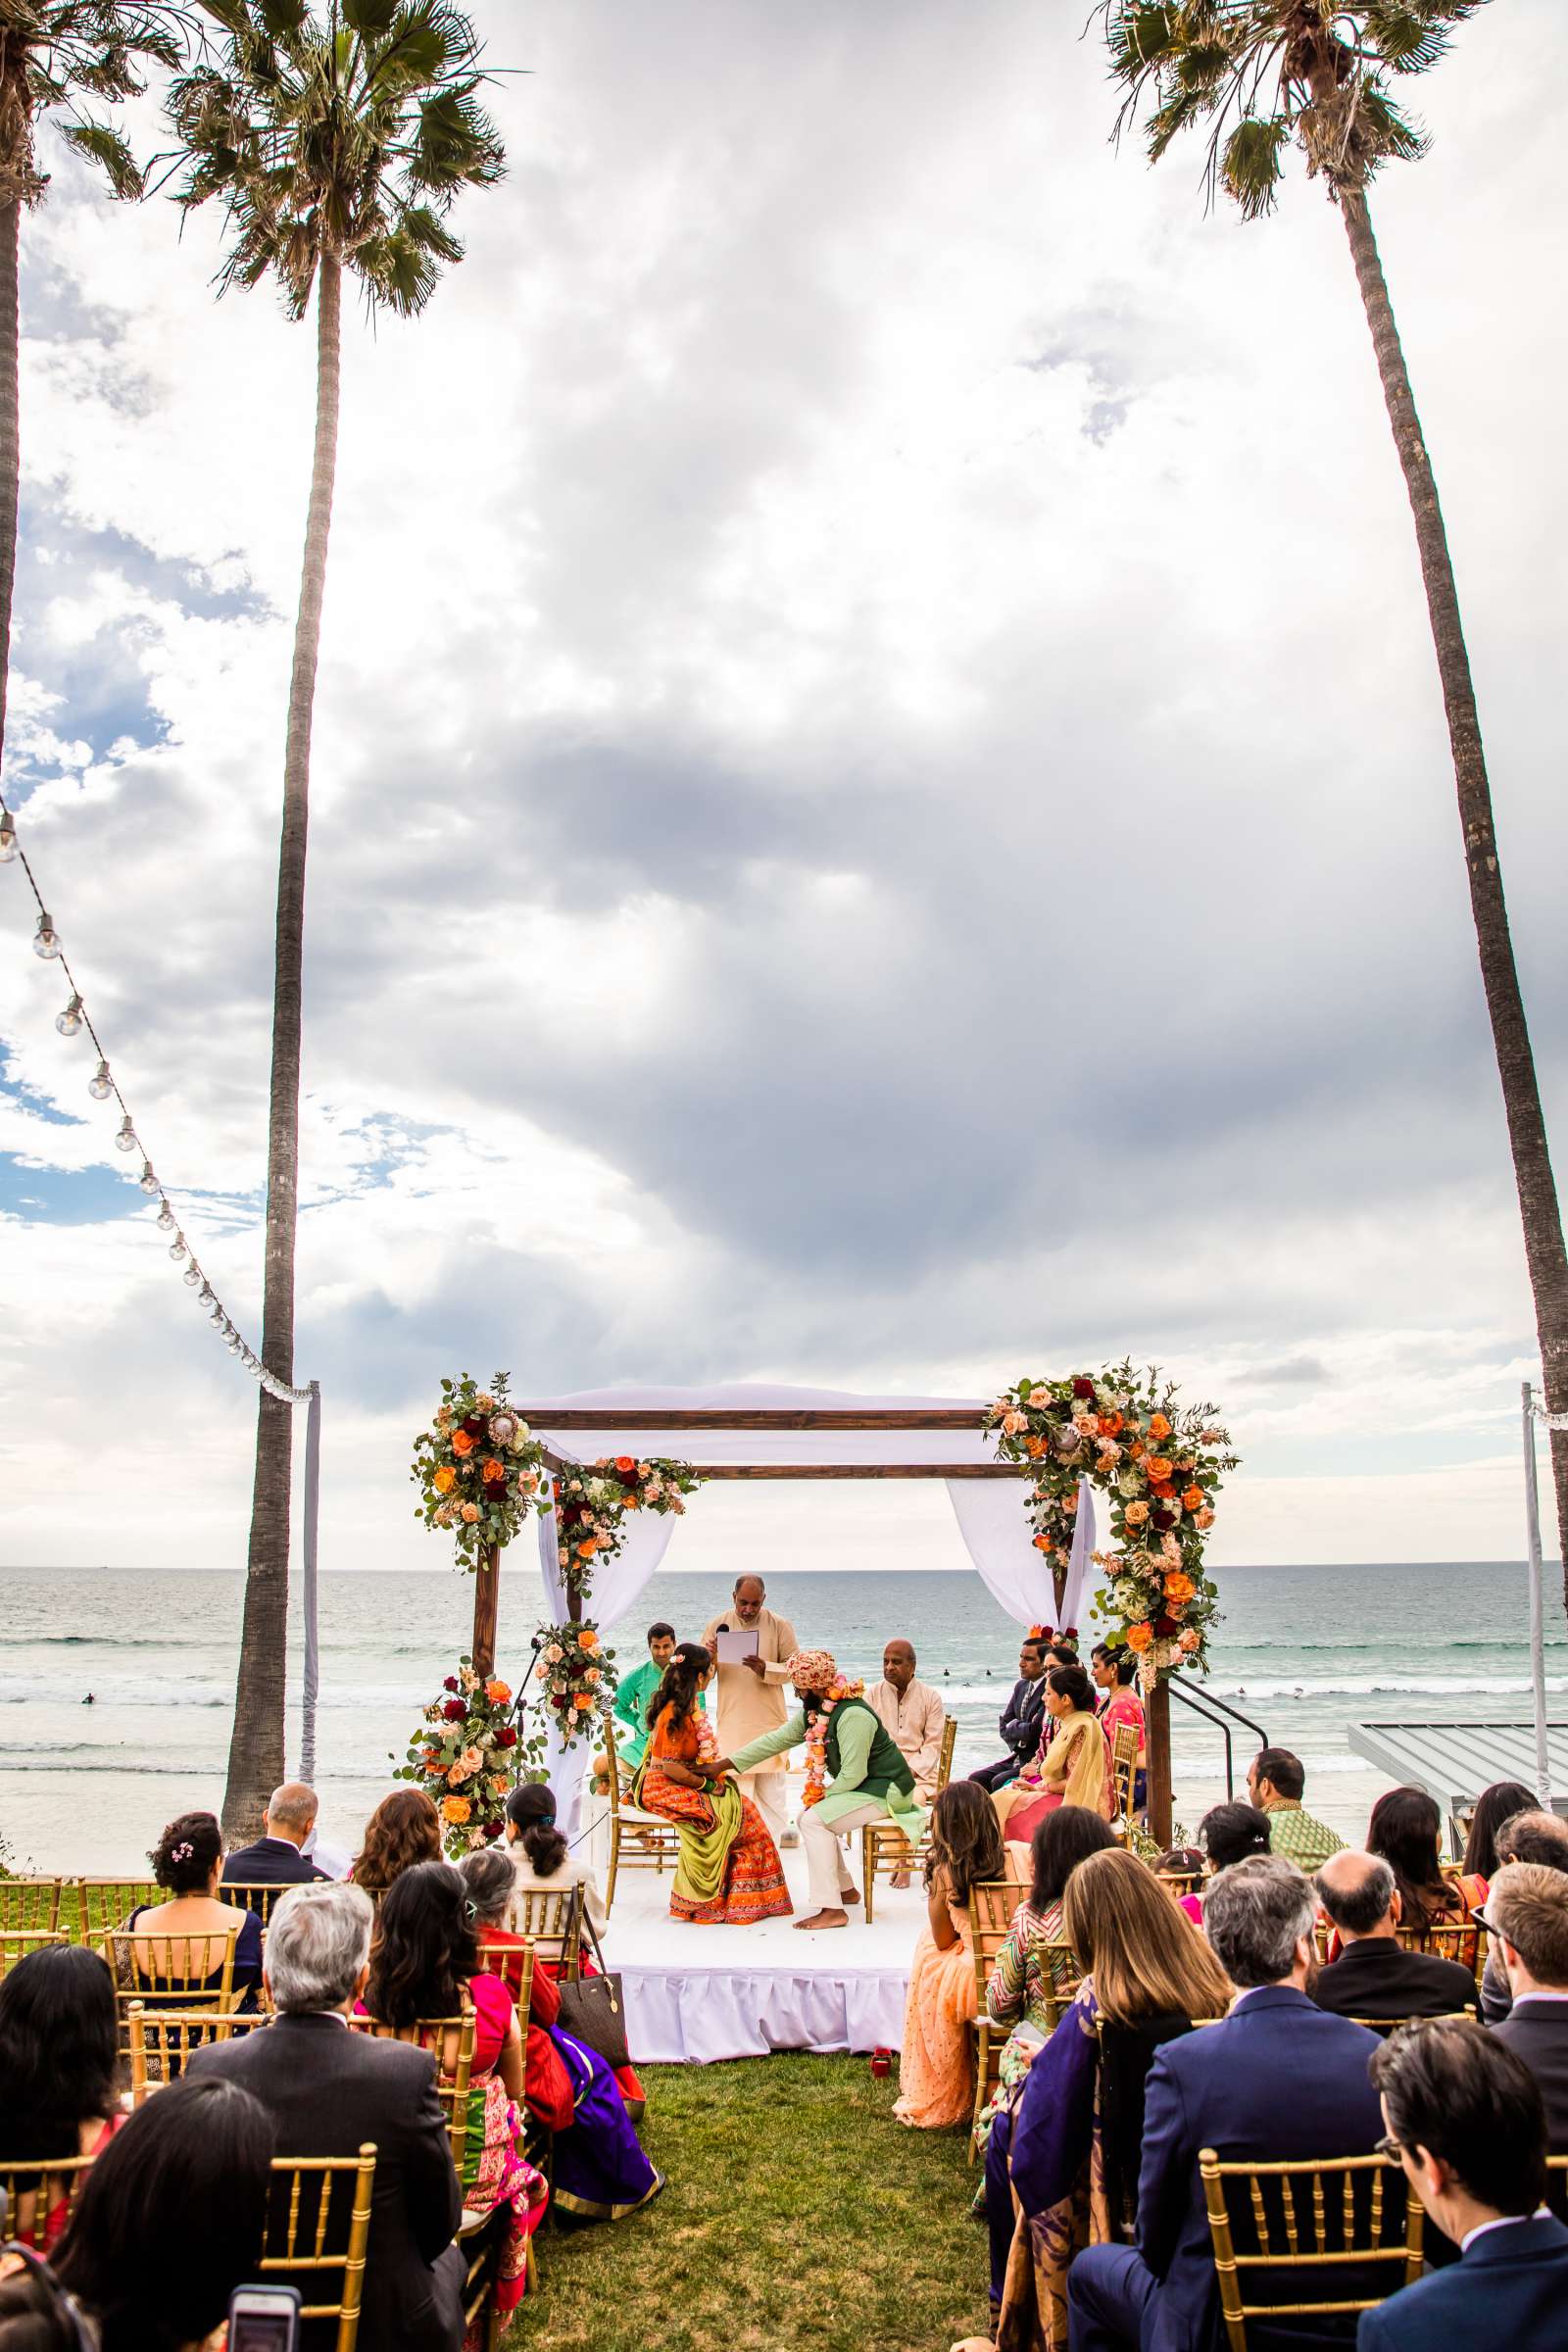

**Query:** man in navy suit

left=221, top=1781, right=330, bottom=1886
left=967, top=1632, right=1049, bottom=1792
left=1359, top=2017, right=1568, bottom=2348
left=1068, top=1853, right=1384, bottom=2352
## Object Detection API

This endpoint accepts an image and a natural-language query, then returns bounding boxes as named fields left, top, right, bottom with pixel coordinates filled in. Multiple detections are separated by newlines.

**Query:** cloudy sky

left=2, top=0, right=1563, bottom=1582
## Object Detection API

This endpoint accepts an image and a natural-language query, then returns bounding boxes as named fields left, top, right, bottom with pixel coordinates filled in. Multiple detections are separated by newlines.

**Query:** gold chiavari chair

left=0, top=1929, right=68, bottom=1981
left=127, top=1999, right=261, bottom=2096
left=1393, top=1917, right=1486, bottom=1986
left=602, top=1736, right=682, bottom=1914
left=1547, top=2152, right=1568, bottom=2222
left=217, top=1881, right=292, bottom=1928
left=967, top=1879, right=1023, bottom=2159
left=0, top=1877, right=64, bottom=1935
left=262, top=2144, right=378, bottom=2352
left=1037, top=1938, right=1085, bottom=2031
left=350, top=2008, right=475, bottom=2174
left=1109, top=1721, right=1142, bottom=1841
left=1199, top=2148, right=1423, bottom=2351
left=74, top=1879, right=165, bottom=1940
left=0, top=2155, right=99, bottom=2251
left=103, top=1922, right=242, bottom=2053
left=1346, top=2007, right=1478, bottom=2036
left=508, top=1886, right=583, bottom=1982
left=863, top=1717, right=958, bottom=1925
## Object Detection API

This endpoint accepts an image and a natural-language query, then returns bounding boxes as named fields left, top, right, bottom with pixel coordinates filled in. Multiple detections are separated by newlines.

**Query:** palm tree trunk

left=1339, top=189, right=1568, bottom=1593
left=221, top=255, right=342, bottom=1838
left=0, top=195, right=21, bottom=770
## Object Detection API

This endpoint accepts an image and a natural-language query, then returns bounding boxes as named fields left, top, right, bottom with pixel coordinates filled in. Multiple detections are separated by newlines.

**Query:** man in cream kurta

left=700, top=1576, right=799, bottom=1843
left=866, top=1640, right=946, bottom=1805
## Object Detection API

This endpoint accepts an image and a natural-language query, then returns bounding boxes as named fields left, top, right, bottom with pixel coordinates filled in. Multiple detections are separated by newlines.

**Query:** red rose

left=443, top=1676, right=460, bottom=1692
left=1152, top=1506, right=1176, bottom=1533
left=494, top=1726, right=517, bottom=1748
left=1152, top=1613, right=1178, bottom=1637
left=550, top=1692, right=567, bottom=1708
left=463, top=1413, right=486, bottom=1438
left=1071, top=1377, right=1096, bottom=1399
left=482, top=1820, right=503, bottom=1840
left=442, top=1698, right=466, bottom=1722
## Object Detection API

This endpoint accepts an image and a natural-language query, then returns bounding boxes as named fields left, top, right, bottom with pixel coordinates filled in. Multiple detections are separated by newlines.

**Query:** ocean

left=1, top=1559, right=1560, bottom=1874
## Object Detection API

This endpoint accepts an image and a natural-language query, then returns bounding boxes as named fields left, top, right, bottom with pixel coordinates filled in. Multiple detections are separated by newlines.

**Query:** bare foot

left=795, top=1907, right=850, bottom=1931
left=842, top=1886, right=861, bottom=1905
left=890, top=1869, right=911, bottom=1889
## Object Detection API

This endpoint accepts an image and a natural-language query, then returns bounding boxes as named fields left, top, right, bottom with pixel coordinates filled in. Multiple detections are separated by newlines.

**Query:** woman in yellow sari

left=1000, top=1667, right=1111, bottom=1849
left=633, top=1643, right=793, bottom=1925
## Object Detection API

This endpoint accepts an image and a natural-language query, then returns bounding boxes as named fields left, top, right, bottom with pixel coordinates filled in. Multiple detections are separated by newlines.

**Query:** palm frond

left=1219, top=113, right=1291, bottom=219
left=56, top=113, right=145, bottom=195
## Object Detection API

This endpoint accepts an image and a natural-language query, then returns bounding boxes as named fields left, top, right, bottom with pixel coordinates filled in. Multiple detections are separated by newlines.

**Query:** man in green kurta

left=717, top=1646, right=925, bottom=1930
left=611, top=1621, right=678, bottom=1774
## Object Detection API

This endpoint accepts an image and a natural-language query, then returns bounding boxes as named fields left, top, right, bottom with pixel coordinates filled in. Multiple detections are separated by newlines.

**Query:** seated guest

left=0, top=1945, right=123, bottom=2246
left=188, top=1880, right=467, bottom=2352
left=1366, top=1786, right=1482, bottom=1958
left=1481, top=1810, right=1568, bottom=2023
left=604, top=1621, right=682, bottom=1782
left=1487, top=1862, right=1568, bottom=2147
left=1360, top=2019, right=1568, bottom=2349
left=124, top=1810, right=263, bottom=2011
left=39, top=2077, right=274, bottom=2352
left=1199, top=1801, right=1270, bottom=1879
left=1067, top=1854, right=1383, bottom=2352
left=1092, top=1646, right=1147, bottom=1799
left=1154, top=1844, right=1208, bottom=1925
left=350, top=1787, right=443, bottom=1897
left=992, top=1847, right=1233, bottom=2340
left=1461, top=1779, right=1535, bottom=1896
left=868, top=1638, right=947, bottom=1884
left=505, top=1783, right=609, bottom=1949
left=1246, top=1744, right=1344, bottom=1871
left=222, top=1780, right=330, bottom=1886
left=363, top=1863, right=546, bottom=2311
left=1001, top=1665, right=1111, bottom=1845
left=981, top=1805, right=1121, bottom=2148
left=969, top=1632, right=1050, bottom=1793
left=1312, top=1851, right=1478, bottom=2021
left=893, top=1783, right=1005, bottom=2130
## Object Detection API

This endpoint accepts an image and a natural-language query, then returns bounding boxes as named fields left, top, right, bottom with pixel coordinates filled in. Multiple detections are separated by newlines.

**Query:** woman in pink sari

left=1002, top=1666, right=1112, bottom=1849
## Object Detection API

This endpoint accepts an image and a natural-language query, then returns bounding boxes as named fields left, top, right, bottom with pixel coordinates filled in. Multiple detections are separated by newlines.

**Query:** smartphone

left=227, top=2285, right=302, bottom=2352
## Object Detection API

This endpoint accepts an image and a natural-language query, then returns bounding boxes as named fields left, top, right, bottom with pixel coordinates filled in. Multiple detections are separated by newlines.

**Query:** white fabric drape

left=944, top=1474, right=1097, bottom=1633
left=621, top=1962, right=907, bottom=2063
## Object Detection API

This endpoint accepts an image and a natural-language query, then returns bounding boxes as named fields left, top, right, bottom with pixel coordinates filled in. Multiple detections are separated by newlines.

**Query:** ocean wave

left=1208, top=1676, right=1568, bottom=1699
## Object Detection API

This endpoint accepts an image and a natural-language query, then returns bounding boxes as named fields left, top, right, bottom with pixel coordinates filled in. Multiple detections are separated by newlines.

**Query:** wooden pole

left=471, top=1542, right=500, bottom=1679
left=1147, top=1677, right=1173, bottom=1847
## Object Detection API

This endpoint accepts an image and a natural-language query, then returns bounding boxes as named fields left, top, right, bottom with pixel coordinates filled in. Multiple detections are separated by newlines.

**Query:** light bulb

left=169, top=1234, right=186, bottom=1261
left=210, top=1302, right=225, bottom=1325
left=156, top=1202, right=176, bottom=1233
left=115, top=1116, right=136, bottom=1152
left=198, top=1283, right=215, bottom=1307
left=0, top=808, right=16, bottom=861
left=139, top=1162, right=159, bottom=1196
left=55, top=994, right=83, bottom=1038
left=183, top=1262, right=202, bottom=1289
left=226, top=1334, right=242, bottom=1354
left=89, top=1060, right=113, bottom=1102
left=32, top=910, right=61, bottom=960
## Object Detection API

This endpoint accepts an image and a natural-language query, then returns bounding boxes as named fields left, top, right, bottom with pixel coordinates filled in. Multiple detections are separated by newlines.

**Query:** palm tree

left=165, top=0, right=504, bottom=1837
left=0, top=3, right=186, bottom=780
left=1098, top=1, right=1568, bottom=1591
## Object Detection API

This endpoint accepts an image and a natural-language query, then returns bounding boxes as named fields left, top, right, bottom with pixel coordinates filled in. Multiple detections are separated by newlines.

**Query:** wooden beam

left=547, top=1460, right=1025, bottom=1481
left=516, top=1407, right=987, bottom=1432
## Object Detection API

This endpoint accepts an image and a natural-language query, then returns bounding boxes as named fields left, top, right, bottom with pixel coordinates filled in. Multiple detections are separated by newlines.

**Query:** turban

left=784, top=1648, right=839, bottom=1695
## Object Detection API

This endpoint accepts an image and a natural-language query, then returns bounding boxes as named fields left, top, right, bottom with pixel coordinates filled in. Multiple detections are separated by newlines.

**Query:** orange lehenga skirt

left=635, top=1758, right=793, bottom=1926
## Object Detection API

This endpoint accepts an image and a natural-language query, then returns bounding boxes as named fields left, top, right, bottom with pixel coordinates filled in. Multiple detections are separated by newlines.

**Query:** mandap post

left=1147, top=1677, right=1173, bottom=1846
left=471, top=1542, right=501, bottom=1680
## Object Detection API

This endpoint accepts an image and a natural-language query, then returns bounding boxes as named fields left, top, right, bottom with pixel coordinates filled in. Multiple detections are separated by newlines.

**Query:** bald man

left=702, top=1576, right=800, bottom=1844
left=221, top=1782, right=330, bottom=1887
left=867, top=1640, right=946, bottom=1806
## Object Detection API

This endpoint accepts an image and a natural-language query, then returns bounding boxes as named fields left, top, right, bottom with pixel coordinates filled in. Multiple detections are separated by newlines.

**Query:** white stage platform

left=583, top=1779, right=928, bottom=2065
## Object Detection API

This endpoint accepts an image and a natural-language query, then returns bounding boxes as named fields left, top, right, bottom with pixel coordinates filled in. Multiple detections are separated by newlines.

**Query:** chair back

left=0, top=1878, right=64, bottom=1935
left=1110, top=1721, right=1141, bottom=1833
left=104, top=1922, right=240, bottom=2047
left=509, top=1884, right=582, bottom=1980
left=127, top=2000, right=260, bottom=2095
left=0, top=1930, right=68, bottom=1981
left=934, top=1715, right=958, bottom=1796
left=1393, top=1917, right=1485, bottom=1983
left=350, top=2007, right=475, bottom=2172
left=218, top=1881, right=291, bottom=1927
left=262, top=2143, right=378, bottom=2352
left=1199, top=2148, right=1423, bottom=2352
left=1347, top=2007, right=1477, bottom=2036
left=968, top=1879, right=1019, bottom=2013
left=1038, top=1937, right=1084, bottom=2029
left=1547, top=2152, right=1568, bottom=2223
left=603, top=1734, right=625, bottom=1808
left=74, top=1879, right=164, bottom=1938
left=0, top=2155, right=99, bottom=2252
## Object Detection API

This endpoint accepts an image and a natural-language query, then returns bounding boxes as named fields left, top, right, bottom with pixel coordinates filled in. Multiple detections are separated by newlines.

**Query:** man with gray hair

left=1068, top=1855, right=1383, bottom=2352
left=1312, top=1849, right=1479, bottom=2021
left=221, top=1780, right=330, bottom=1888
left=188, top=1883, right=466, bottom=2351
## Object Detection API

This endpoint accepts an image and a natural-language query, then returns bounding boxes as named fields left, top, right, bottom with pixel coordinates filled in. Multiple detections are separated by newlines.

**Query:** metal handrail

left=1169, top=1681, right=1268, bottom=1802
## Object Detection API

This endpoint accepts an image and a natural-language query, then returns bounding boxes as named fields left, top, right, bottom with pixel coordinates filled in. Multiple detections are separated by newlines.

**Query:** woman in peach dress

left=895, top=1782, right=1007, bottom=2130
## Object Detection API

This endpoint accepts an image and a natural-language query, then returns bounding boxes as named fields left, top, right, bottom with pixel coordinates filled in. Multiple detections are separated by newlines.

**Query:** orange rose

left=452, top=1430, right=475, bottom=1457
left=481, top=1456, right=506, bottom=1484
left=432, top=1465, right=456, bottom=1495
left=1149, top=1412, right=1171, bottom=1442
left=1126, top=1623, right=1153, bottom=1653
left=572, top=1692, right=594, bottom=1711
left=578, top=1630, right=600, bottom=1652
left=1182, top=1486, right=1204, bottom=1512
left=1033, top=1534, right=1050, bottom=1551
left=1150, top=1479, right=1175, bottom=1500
left=1146, top=1455, right=1173, bottom=1484
left=623, top=1492, right=641, bottom=1508
left=486, top=1679, right=512, bottom=1705
left=614, top=1455, right=637, bottom=1474
left=1128, top=1438, right=1146, bottom=1459
left=1164, top=1572, right=1196, bottom=1603
left=1098, top=1412, right=1124, bottom=1437
left=441, top=1794, right=471, bottom=1825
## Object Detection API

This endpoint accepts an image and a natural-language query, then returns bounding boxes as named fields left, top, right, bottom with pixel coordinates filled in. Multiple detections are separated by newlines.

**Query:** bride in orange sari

left=633, top=1643, right=793, bottom=1925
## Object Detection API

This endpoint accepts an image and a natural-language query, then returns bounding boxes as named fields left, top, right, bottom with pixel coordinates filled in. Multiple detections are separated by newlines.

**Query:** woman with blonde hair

left=894, top=1781, right=1006, bottom=2129
left=985, top=1848, right=1232, bottom=2349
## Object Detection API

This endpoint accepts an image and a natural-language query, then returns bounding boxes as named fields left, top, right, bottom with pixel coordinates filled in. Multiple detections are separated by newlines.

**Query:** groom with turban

left=713, top=1649, right=924, bottom=1931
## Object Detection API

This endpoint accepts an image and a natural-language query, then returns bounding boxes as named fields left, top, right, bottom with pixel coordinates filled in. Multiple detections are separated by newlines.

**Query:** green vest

left=824, top=1697, right=915, bottom=1802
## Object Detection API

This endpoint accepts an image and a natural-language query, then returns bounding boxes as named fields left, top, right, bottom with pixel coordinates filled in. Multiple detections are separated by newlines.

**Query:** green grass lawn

left=525, top=2053, right=992, bottom=2352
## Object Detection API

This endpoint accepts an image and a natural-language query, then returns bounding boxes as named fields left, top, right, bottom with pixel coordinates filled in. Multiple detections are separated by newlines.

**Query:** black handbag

left=552, top=1895, right=631, bottom=2072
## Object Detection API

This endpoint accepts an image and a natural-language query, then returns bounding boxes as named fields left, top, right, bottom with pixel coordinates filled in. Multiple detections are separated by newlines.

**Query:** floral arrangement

left=801, top=1675, right=866, bottom=1807
left=987, top=1363, right=1237, bottom=1681
left=551, top=1454, right=703, bottom=1607
left=395, top=1655, right=519, bottom=1856
left=412, top=1373, right=551, bottom=1571
left=519, top=1619, right=617, bottom=1772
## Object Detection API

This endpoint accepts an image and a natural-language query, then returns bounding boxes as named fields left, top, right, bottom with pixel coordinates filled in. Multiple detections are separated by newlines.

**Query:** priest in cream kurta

left=866, top=1640, right=946, bottom=1806
left=701, top=1575, right=798, bottom=1842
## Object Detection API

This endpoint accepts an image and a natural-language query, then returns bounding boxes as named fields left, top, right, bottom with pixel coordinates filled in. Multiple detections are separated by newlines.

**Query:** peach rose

left=1124, top=1500, right=1151, bottom=1527
left=461, top=1502, right=480, bottom=1523
left=1196, top=1507, right=1215, bottom=1531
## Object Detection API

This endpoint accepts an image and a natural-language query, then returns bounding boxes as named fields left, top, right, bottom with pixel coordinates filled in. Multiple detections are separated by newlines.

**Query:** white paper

left=714, top=1625, right=757, bottom=1666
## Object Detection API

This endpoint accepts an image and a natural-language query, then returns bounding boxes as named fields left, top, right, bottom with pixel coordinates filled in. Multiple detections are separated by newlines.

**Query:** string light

left=0, top=785, right=312, bottom=1408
